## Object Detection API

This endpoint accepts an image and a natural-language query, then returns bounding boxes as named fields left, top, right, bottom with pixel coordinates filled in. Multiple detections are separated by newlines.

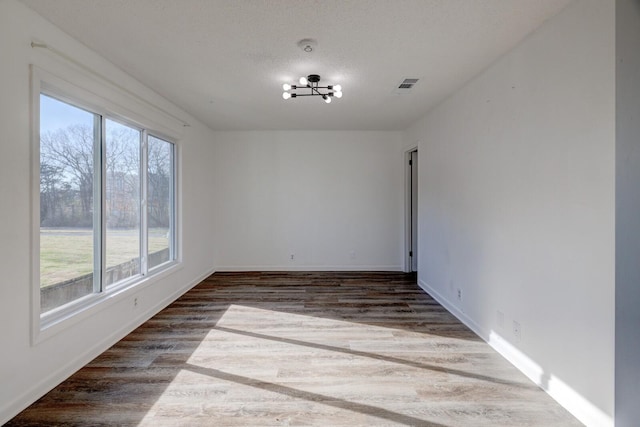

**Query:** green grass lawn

left=40, top=228, right=170, bottom=287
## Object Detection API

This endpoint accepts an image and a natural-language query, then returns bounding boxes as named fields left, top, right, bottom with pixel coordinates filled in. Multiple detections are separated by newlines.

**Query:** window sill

left=33, top=261, right=182, bottom=345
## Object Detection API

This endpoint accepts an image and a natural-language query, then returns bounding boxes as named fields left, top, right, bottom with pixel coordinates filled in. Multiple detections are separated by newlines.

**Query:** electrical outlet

left=513, top=320, right=521, bottom=342
left=457, top=288, right=462, bottom=301
left=349, top=250, right=356, bottom=259
left=290, top=253, right=295, bottom=261
left=134, top=297, right=138, bottom=308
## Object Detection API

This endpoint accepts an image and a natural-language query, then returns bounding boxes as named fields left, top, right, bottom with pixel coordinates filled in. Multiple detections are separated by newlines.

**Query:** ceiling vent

left=394, top=78, right=419, bottom=94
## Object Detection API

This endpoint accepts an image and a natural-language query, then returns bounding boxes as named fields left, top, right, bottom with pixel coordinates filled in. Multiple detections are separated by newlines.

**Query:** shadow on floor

left=7, top=271, right=579, bottom=426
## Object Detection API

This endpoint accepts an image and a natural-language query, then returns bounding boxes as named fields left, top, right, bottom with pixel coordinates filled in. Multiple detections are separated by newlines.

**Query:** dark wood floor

left=8, top=272, right=582, bottom=426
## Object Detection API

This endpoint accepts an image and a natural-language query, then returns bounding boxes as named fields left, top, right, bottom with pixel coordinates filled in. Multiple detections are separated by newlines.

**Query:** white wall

left=0, top=1, right=218, bottom=423
left=615, top=0, right=640, bottom=425
left=404, top=1, right=615, bottom=426
left=213, top=131, right=404, bottom=271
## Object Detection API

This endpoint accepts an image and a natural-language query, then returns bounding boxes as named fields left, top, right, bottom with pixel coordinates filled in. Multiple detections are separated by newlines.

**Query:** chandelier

left=282, top=74, right=343, bottom=104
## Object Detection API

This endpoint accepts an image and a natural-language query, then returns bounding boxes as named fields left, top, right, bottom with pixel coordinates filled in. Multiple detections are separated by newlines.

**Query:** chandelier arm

left=289, top=89, right=332, bottom=96
left=310, top=86, right=333, bottom=96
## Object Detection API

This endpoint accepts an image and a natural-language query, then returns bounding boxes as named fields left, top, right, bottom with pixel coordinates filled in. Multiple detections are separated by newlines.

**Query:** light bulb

left=333, top=84, right=342, bottom=92
left=282, top=83, right=291, bottom=91
left=334, top=91, right=343, bottom=99
left=299, top=76, right=308, bottom=86
left=324, top=95, right=332, bottom=104
left=282, top=92, right=291, bottom=100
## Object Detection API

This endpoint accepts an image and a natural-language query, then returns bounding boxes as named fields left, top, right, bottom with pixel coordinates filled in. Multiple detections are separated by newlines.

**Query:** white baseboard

left=417, top=279, right=613, bottom=427
left=1, top=267, right=215, bottom=426
left=215, top=265, right=404, bottom=272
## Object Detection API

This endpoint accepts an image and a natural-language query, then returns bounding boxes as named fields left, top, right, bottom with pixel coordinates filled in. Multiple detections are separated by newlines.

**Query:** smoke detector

left=297, top=38, right=317, bottom=53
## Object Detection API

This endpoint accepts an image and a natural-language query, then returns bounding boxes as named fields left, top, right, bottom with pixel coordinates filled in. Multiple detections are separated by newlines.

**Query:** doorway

left=405, top=148, right=418, bottom=272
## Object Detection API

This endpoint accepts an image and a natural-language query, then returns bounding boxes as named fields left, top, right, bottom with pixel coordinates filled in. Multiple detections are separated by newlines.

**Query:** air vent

left=399, top=78, right=419, bottom=89
left=394, top=78, right=420, bottom=94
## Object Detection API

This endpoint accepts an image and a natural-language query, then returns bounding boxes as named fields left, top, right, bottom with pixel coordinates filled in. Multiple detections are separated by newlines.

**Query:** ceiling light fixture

left=282, top=74, right=343, bottom=103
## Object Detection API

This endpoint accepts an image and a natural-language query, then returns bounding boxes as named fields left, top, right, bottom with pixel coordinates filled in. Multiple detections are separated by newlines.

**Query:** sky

left=40, top=93, right=94, bottom=133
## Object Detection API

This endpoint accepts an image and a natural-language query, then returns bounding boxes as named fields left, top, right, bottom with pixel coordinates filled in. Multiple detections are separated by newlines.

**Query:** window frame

left=102, top=115, right=144, bottom=290
left=146, top=133, right=177, bottom=273
left=31, top=66, right=181, bottom=344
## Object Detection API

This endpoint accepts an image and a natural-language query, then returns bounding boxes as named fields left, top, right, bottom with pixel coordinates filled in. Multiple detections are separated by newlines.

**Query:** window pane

left=40, top=94, right=97, bottom=312
left=105, top=119, right=141, bottom=286
left=148, top=135, right=173, bottom=269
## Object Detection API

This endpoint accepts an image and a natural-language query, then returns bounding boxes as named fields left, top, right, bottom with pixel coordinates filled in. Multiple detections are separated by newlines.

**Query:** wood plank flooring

left=8, top=272, right=582, bottom=426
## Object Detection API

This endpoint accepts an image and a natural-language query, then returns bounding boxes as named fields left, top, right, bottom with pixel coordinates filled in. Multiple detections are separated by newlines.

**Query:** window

left=39, top=95, right=98, bottom=311
left=39, top=93, right=177, bottom=316
left=147, top=135, right=175, bottom=270
left=104, top=118, right=141, bottom=287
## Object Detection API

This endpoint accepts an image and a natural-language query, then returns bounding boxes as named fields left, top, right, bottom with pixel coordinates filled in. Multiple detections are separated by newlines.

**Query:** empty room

left=1, top=0, right=638, bottom=426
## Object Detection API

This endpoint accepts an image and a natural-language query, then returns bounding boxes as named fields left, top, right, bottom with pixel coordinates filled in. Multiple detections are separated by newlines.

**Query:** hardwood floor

left=8, top=272, right=582, bottom=426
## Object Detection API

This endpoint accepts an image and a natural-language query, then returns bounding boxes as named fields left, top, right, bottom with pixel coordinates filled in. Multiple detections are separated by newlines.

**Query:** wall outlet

left=457, top=288, right=462, bottom=301
left=513, top=320, right=521, bottom=342
left=349, top=250, right=356, bottom=259
left=290, top=253, right=295, bottom=261
left=134, top=297, right=138, bottom=308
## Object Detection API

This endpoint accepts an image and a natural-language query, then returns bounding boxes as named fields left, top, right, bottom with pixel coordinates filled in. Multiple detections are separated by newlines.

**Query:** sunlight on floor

left=138, top=305, right=540, bottom=427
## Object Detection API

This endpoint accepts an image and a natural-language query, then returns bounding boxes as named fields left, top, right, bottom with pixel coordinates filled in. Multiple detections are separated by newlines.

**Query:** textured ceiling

left=21, top=0, right=572, bottom=131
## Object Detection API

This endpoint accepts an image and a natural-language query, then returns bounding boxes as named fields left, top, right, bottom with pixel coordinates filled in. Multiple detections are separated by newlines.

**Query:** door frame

left=404, top=146, right=418, bottom=273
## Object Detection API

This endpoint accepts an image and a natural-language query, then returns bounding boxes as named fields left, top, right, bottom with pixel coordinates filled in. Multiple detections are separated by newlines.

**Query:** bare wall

left=404, top=1, right=615, bottom=426
left=213, top=131, right=405, bottom=271
left=615, top=0, right=640, bottom=425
